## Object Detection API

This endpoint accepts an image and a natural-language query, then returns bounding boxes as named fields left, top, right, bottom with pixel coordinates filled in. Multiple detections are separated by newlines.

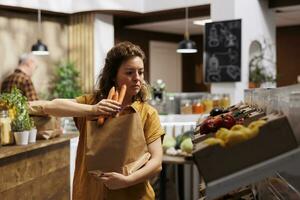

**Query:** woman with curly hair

left=30, top=41, right=164, bottom=200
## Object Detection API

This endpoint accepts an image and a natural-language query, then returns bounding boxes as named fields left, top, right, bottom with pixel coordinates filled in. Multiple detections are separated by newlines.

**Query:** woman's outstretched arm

left=29, top=99, right=121, bottom=117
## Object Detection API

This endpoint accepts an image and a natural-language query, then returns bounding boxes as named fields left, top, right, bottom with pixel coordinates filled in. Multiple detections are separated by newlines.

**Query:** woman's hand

left=99, top=172, right=131, bottom=190
left=92, top=99, right=121, bottom=117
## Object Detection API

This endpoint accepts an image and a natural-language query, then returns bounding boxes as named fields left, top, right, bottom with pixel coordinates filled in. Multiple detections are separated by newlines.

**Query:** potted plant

left=0, top=87, right=33, bottom=145
left=51, top=61, right=82, bottom=99
left=249, top=39, right=276, bottom=88
left=29, top=118, right=37, bottom=143
left=249, top=65, right=276, bottom=88
left=51, top=61, right=82, bottom=134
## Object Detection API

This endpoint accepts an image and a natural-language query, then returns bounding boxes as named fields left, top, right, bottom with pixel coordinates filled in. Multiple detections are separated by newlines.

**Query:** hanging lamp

left=177, top=7, right=197, bottom=53
left=31, top=9, right=49, bottom=55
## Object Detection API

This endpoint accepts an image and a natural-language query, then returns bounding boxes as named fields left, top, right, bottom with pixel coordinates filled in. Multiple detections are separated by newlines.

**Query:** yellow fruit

left=231, top=124, right=246, bottom=131
left=249, top=126, right=259, bottom=137
left=248, top=120, right=266, bottom=137
left=248, top=120, right=266, bottom=129
left=242, top=127, right=256, bottom=139
left=202, top=138, right=225, bottom=147
left=226, top=130, right=248, bottom=146
left=216, top=128, right=231, bottom=142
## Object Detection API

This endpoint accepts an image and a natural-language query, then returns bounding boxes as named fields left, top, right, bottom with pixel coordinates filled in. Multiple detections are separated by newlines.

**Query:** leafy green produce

left=175, top=130, right=193, bottom=149
left=162, top=135, right=176, bottom=150
left=180, top=138, right=193, bottom=154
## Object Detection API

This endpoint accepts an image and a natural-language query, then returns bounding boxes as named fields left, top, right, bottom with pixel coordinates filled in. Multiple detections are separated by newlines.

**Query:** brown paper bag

left=86, top=108, right=149, bottom=176
left=32, top=116, right=63, bottom=140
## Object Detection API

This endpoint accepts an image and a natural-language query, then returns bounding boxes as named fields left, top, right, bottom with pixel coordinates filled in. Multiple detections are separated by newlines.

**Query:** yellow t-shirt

left=72, top=94, right=164, bottom=200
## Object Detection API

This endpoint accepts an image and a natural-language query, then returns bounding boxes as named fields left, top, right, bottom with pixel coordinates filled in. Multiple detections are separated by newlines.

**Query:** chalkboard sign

left=204, top=19, right=241, bottom=82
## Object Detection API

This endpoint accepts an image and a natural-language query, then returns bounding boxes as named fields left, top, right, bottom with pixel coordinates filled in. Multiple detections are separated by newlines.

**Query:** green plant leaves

left=52, top=61, right=82, bottom=99
left=0, top=87, right=33, bottom=131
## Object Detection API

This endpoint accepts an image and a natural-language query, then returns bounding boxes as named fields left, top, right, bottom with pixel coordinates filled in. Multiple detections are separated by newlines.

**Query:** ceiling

left=126, top=6, right=300, bottom=35
left=126, top=17, right=206, bottom=35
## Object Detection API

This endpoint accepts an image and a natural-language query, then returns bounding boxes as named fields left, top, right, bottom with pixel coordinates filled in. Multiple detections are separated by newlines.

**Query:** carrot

left=115, top=85, right=127, bottom=117
left=107, top=86, right=115, bottom=99
left=112, top=91, right=119, bottom=101
left=118, top=84, right=127, bottom=104
left=97, top=87, right=115, bottom=125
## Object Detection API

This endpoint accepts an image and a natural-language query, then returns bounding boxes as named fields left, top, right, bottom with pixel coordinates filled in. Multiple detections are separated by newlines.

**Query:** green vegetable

left=180, top=138, right=193, bottom=154
left=175, top=131, right=194, bottom=149
left=162, top=135, right=176, bottom=150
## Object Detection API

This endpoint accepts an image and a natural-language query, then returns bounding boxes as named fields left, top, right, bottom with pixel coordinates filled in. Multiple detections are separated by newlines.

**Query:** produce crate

left=192, top=115, right=298, bottom=183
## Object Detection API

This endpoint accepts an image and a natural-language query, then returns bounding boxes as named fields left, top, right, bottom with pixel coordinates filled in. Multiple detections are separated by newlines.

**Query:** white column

left=210, top=0, right=276, bottom=104
left=94, top=14, right=114, bottom=86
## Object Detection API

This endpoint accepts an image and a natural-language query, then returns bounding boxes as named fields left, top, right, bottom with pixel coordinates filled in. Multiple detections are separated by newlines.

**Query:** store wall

left=182, top=34, right=210, bottom=92
left=277, top=25, right=300, bottom=86
left=210, top=0, right=276, bottom=104
left=114, top=27, right=209, bottom=92
left=114, top=27, right=182, bottom=82
left=94, top=14, right=114, bottom=86
left=0, top=9, right=69, bottom=98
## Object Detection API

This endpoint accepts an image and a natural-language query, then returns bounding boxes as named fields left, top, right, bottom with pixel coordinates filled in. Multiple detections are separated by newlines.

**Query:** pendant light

left=177, top=6, right=197, bottom=54
left=31, top=9, right=49, bottom=55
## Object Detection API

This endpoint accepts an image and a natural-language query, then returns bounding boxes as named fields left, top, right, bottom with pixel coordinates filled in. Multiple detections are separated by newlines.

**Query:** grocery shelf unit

left=160, top=114, right=203, bottom=200
left=199, top=84, right=300, bottom=199
left=205, top=147, right=300, bottom=199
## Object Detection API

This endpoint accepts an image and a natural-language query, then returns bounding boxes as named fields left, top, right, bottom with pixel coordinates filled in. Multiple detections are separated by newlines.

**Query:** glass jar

left=0, top=110, right=13, bottom=145
left=220, top=94, right=231, bottom=109
left=180, top=99, right=193, bottom=114
left=165, top=94, right=176, bottom=114
left=192, top=99, right=204, bottom=114
left=212, top=94, right=221, bottom=108
left=202, top=94, right=213, bottom=114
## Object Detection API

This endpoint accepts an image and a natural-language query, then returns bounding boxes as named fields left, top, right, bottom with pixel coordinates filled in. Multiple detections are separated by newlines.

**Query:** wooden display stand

left=193, top=116, right=298, bottom=183
left=0, top=134, right=76, bottom=199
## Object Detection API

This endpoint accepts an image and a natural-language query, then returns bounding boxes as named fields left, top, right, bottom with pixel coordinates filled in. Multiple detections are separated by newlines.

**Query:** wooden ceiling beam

left=269, top=0, right=300, bottom=8
left=115, top=5, right=210, bottom=27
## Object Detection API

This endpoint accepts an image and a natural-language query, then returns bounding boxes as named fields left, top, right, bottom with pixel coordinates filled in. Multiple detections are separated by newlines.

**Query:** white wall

left=94, top=14, right=114, bottom=86
left=210, top=0, right=276, bottom=104
left=150, top=41, right=182, bottom=92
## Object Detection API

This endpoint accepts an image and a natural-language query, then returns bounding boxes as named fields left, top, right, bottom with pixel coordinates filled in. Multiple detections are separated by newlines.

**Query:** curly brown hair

left=93, top=41, right=150, bottom=103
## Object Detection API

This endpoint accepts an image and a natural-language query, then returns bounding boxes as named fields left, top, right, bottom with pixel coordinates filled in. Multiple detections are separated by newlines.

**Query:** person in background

left=1, top=53, right=39, bottom=101
left=29, top=41, right=164, bottom=200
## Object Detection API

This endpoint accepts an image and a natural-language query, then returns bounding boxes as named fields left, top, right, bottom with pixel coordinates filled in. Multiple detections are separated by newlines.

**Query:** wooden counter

left=0, top=134, right=77, bottom=200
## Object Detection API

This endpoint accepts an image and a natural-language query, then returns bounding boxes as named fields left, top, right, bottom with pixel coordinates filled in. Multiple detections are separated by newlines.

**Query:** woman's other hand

left=92, top=99, right=121, bottom=117
left=99, top=172, right=131, bottom=190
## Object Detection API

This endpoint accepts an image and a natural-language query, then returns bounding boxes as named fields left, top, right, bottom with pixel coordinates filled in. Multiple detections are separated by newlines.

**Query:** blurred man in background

left=1, top=53, right=39, bottom=100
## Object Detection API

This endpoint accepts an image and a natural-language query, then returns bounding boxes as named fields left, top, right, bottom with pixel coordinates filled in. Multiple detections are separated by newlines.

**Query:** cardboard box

left=192, top=116, right=298, bottom=183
